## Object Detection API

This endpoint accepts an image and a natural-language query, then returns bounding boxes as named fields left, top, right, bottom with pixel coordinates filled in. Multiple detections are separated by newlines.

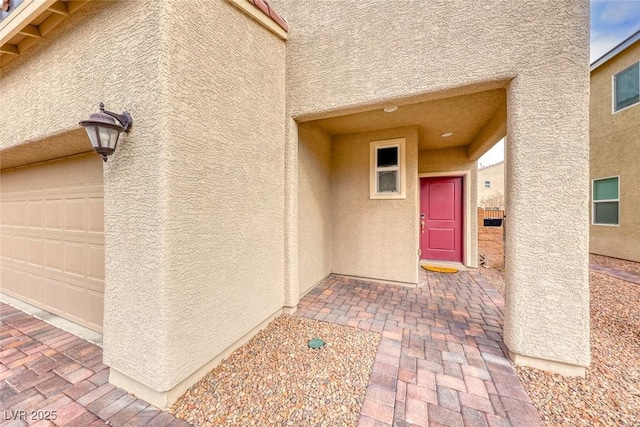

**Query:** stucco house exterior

left=477, top=161, right=505, bottom=210
left=0, top=0, right=590, bottom=409
left=590, top=29, right=640, bottom=263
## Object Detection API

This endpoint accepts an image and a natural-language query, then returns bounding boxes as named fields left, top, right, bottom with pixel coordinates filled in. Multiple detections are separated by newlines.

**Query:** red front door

left=420, top=177, right=463, bottom=262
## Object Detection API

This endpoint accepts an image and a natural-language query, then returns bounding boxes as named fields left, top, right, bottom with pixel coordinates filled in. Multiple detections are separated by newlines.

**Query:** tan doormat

left=422, top=265, right=459, bottom=273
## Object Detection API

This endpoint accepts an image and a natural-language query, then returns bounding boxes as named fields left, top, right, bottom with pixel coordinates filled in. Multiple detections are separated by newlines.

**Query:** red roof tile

left=248, top=0, right=288, bottom=33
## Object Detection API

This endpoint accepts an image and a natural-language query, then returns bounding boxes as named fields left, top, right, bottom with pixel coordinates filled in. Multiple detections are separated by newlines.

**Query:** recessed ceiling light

left=441, top=132, right=454, bottom=137
left=383, top=105, right=398, bottom=113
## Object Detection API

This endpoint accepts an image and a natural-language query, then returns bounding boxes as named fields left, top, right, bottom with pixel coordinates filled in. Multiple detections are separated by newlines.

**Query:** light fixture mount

left=79, top=102, right=133, bottom=162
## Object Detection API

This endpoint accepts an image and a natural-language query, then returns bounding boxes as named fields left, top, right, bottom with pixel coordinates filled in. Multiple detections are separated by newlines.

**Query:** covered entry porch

left=296, top=82, right=506, bottom=293
left=291, top=79, right=590, bottom=378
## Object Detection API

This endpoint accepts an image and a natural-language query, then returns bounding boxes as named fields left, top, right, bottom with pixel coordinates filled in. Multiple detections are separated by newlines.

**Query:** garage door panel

left=45, top=200, right=64, bottom=230
left=1, top=266, right=14, bottom=292
left=88, top=199, right=104, bottom=232
left=14, top=270, right=28, bottom=298
left=1, top=235, right=13, bottom=259
left=1, top=153, right=104, bottom=332
left=65, top=199, right=85, bottom=232
left=13, top=237, right=27, bottom=263
left=28, top=238, right=44, bottom=267
left=64, top=243, right=86, bottom=277
left=28, top=163, right=47, bottom=191
left=45, top=159, right=65, bottom=189
left=13, top=202, right=27, bottom=227
left=87, top=291, right=104, bottom=329
left=45, top=277, right=65, bottom=314
left=88, top=245, right=104, bottom=280
left=11, top=167, right=29, bottom=193
left=1, top=202, right=12, bottom=226
left=28, top=201, right=44, bottom=229
left=29, top=273, right=45, bottom=304
left=65, top=284, right=85, bottom=319
left=44, top=240, right=63, bottom=271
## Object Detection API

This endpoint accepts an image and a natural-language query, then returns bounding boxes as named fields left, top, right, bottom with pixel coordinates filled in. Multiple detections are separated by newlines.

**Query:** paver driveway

left=296, top=271, right=543, bottom=427
left=0, top=303, right=188, bottom=427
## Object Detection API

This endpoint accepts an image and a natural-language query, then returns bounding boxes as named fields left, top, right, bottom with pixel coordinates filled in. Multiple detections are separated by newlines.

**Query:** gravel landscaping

left=170, top=314, right=380, bottom=426
left=590, top=253, right=640, bottom=275
left=479, top=258, right=640, bottom=426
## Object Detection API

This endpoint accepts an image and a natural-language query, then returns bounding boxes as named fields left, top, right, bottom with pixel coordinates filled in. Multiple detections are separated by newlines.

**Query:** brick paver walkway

left=296, top=272, right=542, bottom=427
left=0, top=303, right=189, bottom=427
left=590, top=263, right=640, bottom=285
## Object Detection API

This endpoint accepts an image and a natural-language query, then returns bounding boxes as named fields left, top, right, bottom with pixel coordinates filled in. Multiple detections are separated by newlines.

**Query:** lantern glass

left=83, top=125, right=121, bottom=150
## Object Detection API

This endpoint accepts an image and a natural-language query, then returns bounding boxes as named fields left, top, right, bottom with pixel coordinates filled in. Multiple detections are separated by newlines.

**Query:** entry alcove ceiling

left=312, top=88, right=506, bottom=152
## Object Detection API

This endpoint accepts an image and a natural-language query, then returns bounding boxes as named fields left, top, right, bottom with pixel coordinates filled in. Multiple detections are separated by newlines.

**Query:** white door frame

left=418, top=170, right=471, bottom=267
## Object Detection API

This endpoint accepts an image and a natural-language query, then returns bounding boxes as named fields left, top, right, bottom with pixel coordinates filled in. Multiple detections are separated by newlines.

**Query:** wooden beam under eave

left=1, top=52, right=18, bottom=67
left=18, top=24, right=42, bottom=38
left=0, top=44, right=19, bottom=55
left=39, top=12, right=66, bottom=36
left=67, top=0, right=90, bottom=14
left=47, top=1, right=69, bottom=16
left=18, top=35, right=38, bottom=55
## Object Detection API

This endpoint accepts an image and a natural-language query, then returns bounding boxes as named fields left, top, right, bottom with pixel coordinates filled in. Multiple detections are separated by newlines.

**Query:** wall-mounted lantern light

left=79, top=102, right=132, bottom=162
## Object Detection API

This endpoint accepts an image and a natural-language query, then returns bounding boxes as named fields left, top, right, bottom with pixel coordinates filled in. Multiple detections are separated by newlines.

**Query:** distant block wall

left=478, top=208, right=504, bottom=268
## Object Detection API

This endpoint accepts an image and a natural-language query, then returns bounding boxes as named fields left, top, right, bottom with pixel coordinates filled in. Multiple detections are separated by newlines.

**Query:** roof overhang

left=0, top=0, right=91, bottom=67
left=591, top=29, right=640, bottom=72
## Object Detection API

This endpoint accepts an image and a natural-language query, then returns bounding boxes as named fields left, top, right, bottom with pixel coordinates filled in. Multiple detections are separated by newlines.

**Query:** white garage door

left=0, top=153, right=105, bottom=332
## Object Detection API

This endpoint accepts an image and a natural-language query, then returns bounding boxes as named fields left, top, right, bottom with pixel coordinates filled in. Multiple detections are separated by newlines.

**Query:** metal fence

left=483, top=209, right=504, bottom=226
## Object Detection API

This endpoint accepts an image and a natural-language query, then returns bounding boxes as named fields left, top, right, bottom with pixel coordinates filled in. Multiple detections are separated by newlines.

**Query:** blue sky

left=591, top=0, right=640, bottom=62
left=479, top=1, right=640, bottom=167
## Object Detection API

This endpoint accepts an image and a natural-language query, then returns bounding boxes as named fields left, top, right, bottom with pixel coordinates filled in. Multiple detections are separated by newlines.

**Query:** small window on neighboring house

left=484, top=181, right=491, bottom=189
left=593, top=177, right=619, bottom=225
left=614, top=62, right=640, bottom=112
left=370, top=138, right=406, bottom=199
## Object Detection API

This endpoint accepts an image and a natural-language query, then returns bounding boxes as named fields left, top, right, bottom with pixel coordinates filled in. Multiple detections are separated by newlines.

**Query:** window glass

left=378, top=171, right=397, bottom=192
left=370, top=139, right=405, bottom=199
left=594, top=202, right=619, bottom=225
left=377, top=147, right=398, bottom=168
left=594, top=177, right=618, bottom=200
left=615, top=62, right=640, bottom=111
left=484, top=181, right=491, bottom=188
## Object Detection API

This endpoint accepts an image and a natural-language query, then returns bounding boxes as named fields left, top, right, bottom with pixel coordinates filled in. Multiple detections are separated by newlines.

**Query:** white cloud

left=478, top=139, right=504, bottom=169
left=590, top=0, right=640, bottom=62
left=591, top=33, right=626, bottom=62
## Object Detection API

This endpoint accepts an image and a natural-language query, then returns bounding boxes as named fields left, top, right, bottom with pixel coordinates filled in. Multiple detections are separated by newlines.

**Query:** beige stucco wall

left=1, top=0, right=286, bottom=406
left=418, top=147, right=478, bottom=268
left=590, top=41, right=640, bottom=263
left=298, top=122, right=332, bottom=295
left=0, top=0, right=170, bottom=389
left=278, top=0, right=590, bottom=370
left=117, top=0, right=286, bottom=398
left=331, top=127, right=419, bottom=285
left=477, top=162, right=505, bottom=209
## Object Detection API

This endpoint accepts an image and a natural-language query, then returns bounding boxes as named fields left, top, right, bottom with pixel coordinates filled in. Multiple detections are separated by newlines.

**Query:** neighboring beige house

left=590, top=30, right=640, bottom=263
left=1, top=0, right=590, bottom=408
left=478, top=161, right=505, bottom=209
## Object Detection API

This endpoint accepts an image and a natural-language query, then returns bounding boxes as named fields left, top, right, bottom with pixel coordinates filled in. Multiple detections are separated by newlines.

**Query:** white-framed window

left=484, top=181, right=491, bottom=189
left=613, top=62, right=640, bottom=113
left=592, top=176, right=619, bottom=226
left=370, top=138, right=406, bottom=199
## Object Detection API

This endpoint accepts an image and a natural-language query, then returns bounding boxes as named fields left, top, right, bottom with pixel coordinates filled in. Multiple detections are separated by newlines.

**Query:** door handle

left=421, top=220, right=425, bottom=233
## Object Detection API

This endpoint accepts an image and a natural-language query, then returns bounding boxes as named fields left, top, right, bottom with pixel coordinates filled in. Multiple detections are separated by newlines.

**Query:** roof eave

left=591, top=29, right=640, bottom=72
